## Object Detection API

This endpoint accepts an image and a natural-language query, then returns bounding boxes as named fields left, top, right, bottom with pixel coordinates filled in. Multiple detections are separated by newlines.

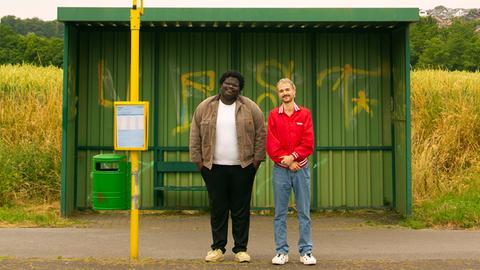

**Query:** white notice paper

left=116, top=105, right=145, bottom=148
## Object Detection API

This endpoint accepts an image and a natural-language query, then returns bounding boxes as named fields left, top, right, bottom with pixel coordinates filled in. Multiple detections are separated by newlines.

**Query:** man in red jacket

left=266, top=78, right=316, bottom=265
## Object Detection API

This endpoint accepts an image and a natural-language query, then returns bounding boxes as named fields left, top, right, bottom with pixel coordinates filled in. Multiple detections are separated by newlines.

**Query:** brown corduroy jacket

left=189, top=94, right=266, bottom=170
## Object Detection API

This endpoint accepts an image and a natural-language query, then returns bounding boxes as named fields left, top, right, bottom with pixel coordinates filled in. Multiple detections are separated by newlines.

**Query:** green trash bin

left=91, top=154, right=131, bottom=210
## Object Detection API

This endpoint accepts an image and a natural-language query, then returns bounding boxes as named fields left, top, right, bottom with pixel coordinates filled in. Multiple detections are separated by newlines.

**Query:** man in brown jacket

left=189, top=70, right=266, bottom=263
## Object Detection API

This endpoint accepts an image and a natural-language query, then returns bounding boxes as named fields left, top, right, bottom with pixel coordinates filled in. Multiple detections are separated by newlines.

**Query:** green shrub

left=0, top=64, right=62, bottom=204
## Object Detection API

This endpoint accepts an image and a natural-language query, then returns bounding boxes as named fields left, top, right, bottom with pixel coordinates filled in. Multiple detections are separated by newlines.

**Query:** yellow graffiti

left=352, top=90, right=371, bottom=116
left=256, top=92, right=278, bottom=107
left=98, top=59, right=122, bottom=108
left=96, top=56, right=383, bottom=133
left=256, top=59, right=294, bottom=92
left=173, top=70, right=215, bottom=134
left=317, top=64, right=381, bottom=128
left=181, top=71, right=216, bottom=94
left=254, top=59, right=294, bottom=107
left=173, top=60, right=294, bottom=134
left=317, top=64, right=381, bottom=91
left=68, top=63, right=78, bottom=120
left=168, top=61, right=382, bottom=134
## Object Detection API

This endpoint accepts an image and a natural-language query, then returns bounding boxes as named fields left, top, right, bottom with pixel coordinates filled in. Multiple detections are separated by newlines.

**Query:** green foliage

left=0, top=16, right=63, bottom=67
left=1, top=15, right=479, bottom=71
left=411, top=17, right=480, bottom=71
left=0, top=143, right=61, bottom=204
left=410, top=17, right=440, bottom=67
left=1, top=15, right=63, bottom=38
left=0, top=23, right=63, bottom=67
left=406, top=181, right=480, bottom=229
left=410, top=70, right=480, bottom=229
left=22, top=32, right=63, bottom=66
left=0, top=64, right=62, bottom=205
left=0, top=24, right=24, bottom=64
left=0, top=204, right=80, bottom=227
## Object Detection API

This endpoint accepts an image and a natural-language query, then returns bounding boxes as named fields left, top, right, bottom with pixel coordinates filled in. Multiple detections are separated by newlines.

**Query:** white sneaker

left=300, top=253, right=316, bottom=265
left=272, top=253, right=289, bottom=265
left=205, top=249, right=224, bottom=262
left=234, top=251, right=251, bottom=263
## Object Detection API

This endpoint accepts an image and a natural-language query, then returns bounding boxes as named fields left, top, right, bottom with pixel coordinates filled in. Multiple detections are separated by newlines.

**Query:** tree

left=410, top=17, right=440, bottom=67
left=0, top=24, right=24, bottom=64
left=443, top=20, right=480, bottom=71
left=1, top=15, right=63, bottom=38
left=417, top=37, right=449, bottom=69
left=20, top=33, right=63, bottom=67
left=411, top=17, right=480, bottom=71
left=0, top=23, right=63, bottom=67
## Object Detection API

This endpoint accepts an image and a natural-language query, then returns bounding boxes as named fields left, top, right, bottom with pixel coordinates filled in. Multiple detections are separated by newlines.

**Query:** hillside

left=420, top=6, right=480, bottom=28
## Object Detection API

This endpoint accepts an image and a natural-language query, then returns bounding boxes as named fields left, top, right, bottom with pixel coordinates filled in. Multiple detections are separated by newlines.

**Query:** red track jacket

left=266, top=103, right=314, bottom=168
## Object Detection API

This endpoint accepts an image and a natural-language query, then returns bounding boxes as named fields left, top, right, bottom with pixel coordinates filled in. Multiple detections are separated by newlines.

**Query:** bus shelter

left=58, top=7, right=418, bottom=216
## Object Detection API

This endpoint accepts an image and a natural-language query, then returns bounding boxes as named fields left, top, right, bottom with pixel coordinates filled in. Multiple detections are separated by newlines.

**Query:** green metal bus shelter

left=58, top=7, right=418, bottom=216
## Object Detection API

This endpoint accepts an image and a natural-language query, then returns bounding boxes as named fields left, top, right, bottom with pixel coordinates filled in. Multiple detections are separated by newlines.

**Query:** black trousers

left=200, top=164, right=256, bottom=253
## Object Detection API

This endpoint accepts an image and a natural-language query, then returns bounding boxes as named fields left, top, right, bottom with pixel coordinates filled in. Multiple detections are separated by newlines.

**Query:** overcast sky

left=2, top=0, right=479, bottom=21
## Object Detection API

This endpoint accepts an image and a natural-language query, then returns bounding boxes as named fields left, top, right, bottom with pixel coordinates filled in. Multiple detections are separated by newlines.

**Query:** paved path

left=1, top=212, right=479, bottom=269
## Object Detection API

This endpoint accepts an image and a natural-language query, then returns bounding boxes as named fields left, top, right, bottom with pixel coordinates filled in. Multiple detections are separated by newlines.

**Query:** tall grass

left=1, top=64, right=479, bottom=225
left=0, top=64, right=62, bottom=205
left=411, top=69, right=480, bottom=201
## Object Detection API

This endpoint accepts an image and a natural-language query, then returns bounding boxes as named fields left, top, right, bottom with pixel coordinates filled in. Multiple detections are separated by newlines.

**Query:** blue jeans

left=272, top=164, right=313, bottom=255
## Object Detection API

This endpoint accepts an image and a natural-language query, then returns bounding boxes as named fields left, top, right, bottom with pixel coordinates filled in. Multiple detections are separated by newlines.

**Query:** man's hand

left=195, top=162, right=203, bottom=171
left=280, top=155, right=295, bottom=166
left=289, top=161, right=300, bottom=172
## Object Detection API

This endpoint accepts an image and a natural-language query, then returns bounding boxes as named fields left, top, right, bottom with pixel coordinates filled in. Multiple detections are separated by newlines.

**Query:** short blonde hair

left=276, top=78, right=296, bottom=91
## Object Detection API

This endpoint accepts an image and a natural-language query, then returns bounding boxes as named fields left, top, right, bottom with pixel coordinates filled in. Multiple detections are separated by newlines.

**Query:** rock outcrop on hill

left=419, top=6, right=480, bottom=27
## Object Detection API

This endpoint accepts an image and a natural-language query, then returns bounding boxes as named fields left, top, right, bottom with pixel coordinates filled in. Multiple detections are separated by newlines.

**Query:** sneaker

left=272, top=253, right=289, bottom=265
left=300, top=253, right=316, bottom=265
left=234, top=251, right=251, bottom=263
left=205, top=249, right=224, bottom=262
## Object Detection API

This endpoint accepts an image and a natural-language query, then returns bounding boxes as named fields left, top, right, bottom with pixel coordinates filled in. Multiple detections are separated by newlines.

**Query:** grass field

left=0, top=64, right=479, bottom=228
left=409, top=69, right=480, bottom=228
left=0, top=64, right=62, bottom=207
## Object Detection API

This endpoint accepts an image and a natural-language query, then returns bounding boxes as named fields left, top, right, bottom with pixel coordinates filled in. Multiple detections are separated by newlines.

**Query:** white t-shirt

left=213, top=100, right=240, bottom=165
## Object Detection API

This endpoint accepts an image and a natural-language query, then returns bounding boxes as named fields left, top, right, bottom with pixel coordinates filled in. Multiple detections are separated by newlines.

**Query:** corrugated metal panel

left=138, top=151, right=155, bottom=207
left=62, top=24, right=78, bottom=216
left=75, top=29, right=156, bottom=209
left=137, top=32, right=157, bottom=208
left=70, top=28, right=403, bottom=211
left=315, top=32, right=393, bottom=208
left=315, top=151, right=392, bottom=208
left=157, top=31, right=231, bottom=208
left=76, top=30, right=128, bottom=149
left=392, top=27, right=409, bottom=215
left=240, top=32, right=312, bottom=208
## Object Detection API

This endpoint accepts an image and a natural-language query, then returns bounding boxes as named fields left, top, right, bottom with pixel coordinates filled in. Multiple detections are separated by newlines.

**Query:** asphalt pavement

left=1, top=211, right=479, bottom=269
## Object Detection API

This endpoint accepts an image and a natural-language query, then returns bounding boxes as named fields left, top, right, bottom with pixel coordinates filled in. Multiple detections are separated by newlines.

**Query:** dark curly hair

left=219, top=70, right=245, bottom=91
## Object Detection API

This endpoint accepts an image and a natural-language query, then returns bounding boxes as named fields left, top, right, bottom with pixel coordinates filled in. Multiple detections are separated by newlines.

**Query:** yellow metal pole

left=130, top=0, right=143, bottom=261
